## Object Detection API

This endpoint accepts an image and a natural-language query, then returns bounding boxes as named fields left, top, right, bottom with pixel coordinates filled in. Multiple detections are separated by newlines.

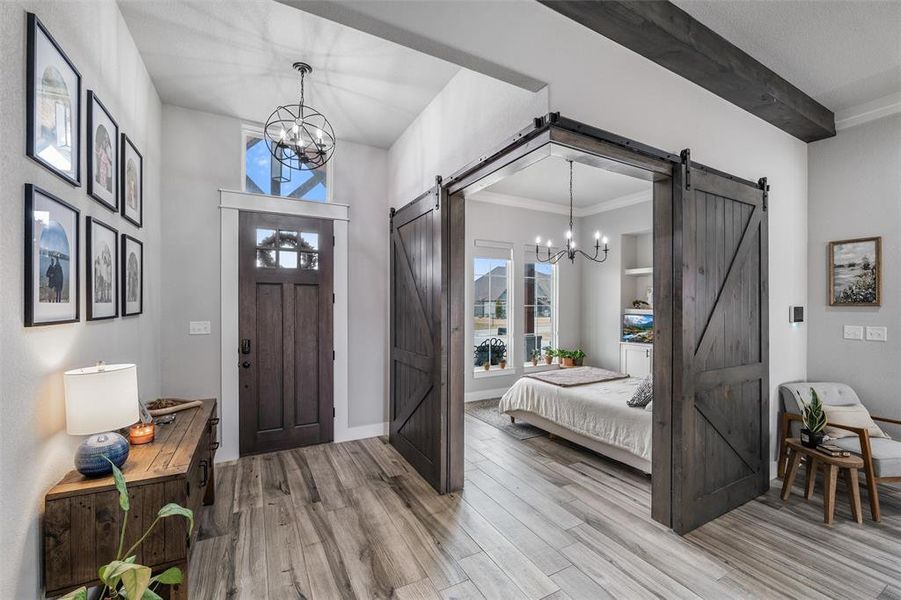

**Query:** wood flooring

left=191, top=415, right=901, bottom=599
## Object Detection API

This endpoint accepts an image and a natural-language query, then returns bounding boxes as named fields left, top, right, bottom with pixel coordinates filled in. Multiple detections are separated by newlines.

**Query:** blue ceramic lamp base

left=75, top=432, right=130, bottom=477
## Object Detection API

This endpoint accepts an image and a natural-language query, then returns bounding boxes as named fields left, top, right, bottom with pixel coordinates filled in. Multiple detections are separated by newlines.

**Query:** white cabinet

left=620, top=342, right=653, bottom=377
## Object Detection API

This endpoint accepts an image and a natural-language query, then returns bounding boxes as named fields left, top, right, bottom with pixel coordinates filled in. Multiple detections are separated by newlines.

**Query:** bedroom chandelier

left=535, top=160, right=610, bottom=265
left=263, top=61, right=336, bottom=173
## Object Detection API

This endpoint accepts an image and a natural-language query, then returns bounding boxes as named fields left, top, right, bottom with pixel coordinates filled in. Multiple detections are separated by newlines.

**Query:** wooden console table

left=781, top=437, right=864, bottom=525
left=43, top=399, right=218, bottom=599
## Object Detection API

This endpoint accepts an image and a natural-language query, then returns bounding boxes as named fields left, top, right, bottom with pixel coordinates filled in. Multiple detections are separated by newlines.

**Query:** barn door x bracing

left=673, top=165, right=770, bottom=533
left=389, top=180, right=450, bottom=492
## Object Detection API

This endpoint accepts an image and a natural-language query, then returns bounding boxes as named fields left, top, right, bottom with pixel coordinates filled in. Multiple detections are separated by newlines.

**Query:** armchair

left=778, top=382, right=901, bottom=521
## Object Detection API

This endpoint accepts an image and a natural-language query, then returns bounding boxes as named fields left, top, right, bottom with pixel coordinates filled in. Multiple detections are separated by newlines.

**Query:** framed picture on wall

left=87, top=91, right=119, bottom=211
left=829, top=236, right=882, bottom=306
left=121, top=134, right=143, bottom=227
left=86, top=217, right=118, bottom=320
left=24, top=184, right=80, bottom=326
left=121, top=234, right=143, bottom=316
left=26, top=12, right=82, bottom=186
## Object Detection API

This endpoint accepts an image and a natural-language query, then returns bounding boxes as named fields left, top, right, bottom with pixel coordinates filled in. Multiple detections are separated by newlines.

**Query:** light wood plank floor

left=192, top=415, right=901, bottom=599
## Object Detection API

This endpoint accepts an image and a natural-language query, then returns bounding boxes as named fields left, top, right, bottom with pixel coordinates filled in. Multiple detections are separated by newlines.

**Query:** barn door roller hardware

left=680, top=148, right=691, bottom=190
left=758, top=177, right=769, bottom=212
left=434, top=175, right=443, bottom=210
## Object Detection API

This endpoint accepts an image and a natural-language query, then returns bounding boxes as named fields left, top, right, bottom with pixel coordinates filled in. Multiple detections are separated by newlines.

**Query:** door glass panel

left=256, top=249, right=276, bottom=268
left=300, top=232, right=319, bottom=251
left=300, top=252, right=319, bottom=270
left=279, top=230, right=299, bottom=249
left=256, top=228, right=277, bottom=247
left=279, top=251, right=298, bottom=268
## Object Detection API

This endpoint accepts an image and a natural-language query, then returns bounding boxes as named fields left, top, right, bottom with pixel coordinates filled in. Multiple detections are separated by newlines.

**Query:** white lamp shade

left=64, top=363, right=140, bottom=435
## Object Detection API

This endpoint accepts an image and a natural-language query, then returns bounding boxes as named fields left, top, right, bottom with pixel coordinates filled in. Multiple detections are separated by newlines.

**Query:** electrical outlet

left=189, top=321, right=211, bottom=335
left=866, top=326, right=887, bottom=342
left=843, top=325, right=863, bottom=341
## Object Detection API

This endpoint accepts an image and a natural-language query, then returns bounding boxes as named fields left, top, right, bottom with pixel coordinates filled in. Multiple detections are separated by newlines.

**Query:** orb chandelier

left=264, top=62, right=336, bottom=172
left=535, top=160, right=610, bottom=264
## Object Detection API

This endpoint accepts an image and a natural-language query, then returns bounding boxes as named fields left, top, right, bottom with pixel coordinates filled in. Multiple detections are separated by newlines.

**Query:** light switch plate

left=866, top=326, right=887, bottom=342
left=189, top=321, right=211, bottom=335
left=843, top=325, right=864, bottom=340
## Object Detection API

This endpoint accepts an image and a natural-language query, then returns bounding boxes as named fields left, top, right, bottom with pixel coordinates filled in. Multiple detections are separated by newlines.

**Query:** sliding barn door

left=673, top=167, right=769, bottom=534
left=390, top=182, right=450, bottom=492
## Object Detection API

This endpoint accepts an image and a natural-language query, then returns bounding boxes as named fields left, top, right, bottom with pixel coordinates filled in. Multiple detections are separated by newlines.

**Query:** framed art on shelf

left=121, top=234, right=143, bottom=316
left=87, top=91, right=118, bottom=211
left=86, top=217, right=118, bottom=320
left=121, top=134, right=143, bottom=227
left=24, top=184, right=80, bottom=326
left=26, top=12, right=82, bottom=186
left=829, top=236, right=882, bottom=307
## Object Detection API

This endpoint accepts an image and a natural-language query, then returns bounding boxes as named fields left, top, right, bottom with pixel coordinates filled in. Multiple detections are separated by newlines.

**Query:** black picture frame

left=121, top=234, right=143, bottom=316
left=87, top=91, right=119, bottom=211
left=120, top=133, right=143, bottom=228
left=24, top=184, right=80, bottom=326
left=26, top=12, right=82, bottom=186
left=86, top=217, right=119, bottom=321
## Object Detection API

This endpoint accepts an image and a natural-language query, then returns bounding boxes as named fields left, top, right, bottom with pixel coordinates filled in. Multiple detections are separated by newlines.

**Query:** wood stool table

left=781, top=438, right=864, bottom=525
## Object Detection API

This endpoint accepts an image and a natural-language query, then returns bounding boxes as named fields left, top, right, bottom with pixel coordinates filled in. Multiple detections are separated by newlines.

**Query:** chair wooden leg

left=823, top=464, right=838, bottom=525
left=846, top=467, right=862, bottom=524
left=862, top=463, right=881, bottom=522
left=781, top=448, right=802, bottom=501
left=805, top=458, right=818, bottom=500
left=510, top=416, right=515, bottom=424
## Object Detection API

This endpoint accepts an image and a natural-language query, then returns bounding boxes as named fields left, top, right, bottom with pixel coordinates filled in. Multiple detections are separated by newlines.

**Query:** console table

left=43, top=399, right=218, bottom=598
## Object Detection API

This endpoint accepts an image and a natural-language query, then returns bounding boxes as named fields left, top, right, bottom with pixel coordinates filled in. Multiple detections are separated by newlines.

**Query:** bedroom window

left=473, top=256, right=511, bottom=370
left=524, top=262, right=555, bottom=364
left=242, top=126, right=328, bottom=201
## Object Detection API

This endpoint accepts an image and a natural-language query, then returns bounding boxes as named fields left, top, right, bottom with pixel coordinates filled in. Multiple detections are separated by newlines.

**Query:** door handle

left=240, top=338, right=251, bottom=355
left=241, top=361, right=251, bottom=369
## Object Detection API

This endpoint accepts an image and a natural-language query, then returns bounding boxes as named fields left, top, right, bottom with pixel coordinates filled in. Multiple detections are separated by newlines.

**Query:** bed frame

left=507, top=409, right=652, bottom=474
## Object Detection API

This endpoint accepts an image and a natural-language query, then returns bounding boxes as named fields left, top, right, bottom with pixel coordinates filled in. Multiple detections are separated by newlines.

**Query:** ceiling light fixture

left=535, top=160, right=610, bottom=265
left=264, top=62, right=335, bottom=172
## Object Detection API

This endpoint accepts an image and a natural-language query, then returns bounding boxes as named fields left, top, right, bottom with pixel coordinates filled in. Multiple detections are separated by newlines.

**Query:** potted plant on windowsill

left=531, top=349, right=540, bottom=367
left=800, top=387, right=828, bottom=449
left=572, top=349, right=586, bottom=367
left=499, top=352, right=507, bottom=370
left=482, top=360, right=491, bottom=371
left=543, top=346, right=555, bottom=365
left=559, top=350, right=575, bottom=368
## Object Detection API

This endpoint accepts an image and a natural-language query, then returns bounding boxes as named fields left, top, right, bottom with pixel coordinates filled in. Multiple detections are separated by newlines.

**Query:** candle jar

left=128, top=422, right=155, bottom=445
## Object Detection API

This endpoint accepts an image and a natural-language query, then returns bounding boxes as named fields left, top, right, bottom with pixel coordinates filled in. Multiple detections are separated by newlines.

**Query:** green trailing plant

left=801, top=387, right=828, bottom=435
left=61, top=459, right=194, bottom=600
left=543, top=346, right=556, bottom=357
left=530, top=349, right=541, bottom=360
left=555, top=348, right=586, bottom=360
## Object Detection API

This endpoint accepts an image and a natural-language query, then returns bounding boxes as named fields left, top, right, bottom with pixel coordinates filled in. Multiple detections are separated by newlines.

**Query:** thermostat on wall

left=789, top=306, right=804, bottom=323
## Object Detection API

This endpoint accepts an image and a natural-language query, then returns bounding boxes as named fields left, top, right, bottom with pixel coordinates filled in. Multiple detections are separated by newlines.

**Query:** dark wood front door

left=239, top=211, right=333, bottom=456
left=673, top=168, right=769, bottom=533
left=390, top=183, right=449, bottom=492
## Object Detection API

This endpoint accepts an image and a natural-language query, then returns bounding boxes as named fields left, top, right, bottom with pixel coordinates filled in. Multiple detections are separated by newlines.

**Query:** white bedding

left=498, top=376, right=652, bottom=462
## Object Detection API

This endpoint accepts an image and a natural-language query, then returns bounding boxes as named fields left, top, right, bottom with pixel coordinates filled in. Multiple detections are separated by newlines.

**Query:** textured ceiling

left=674, top=0, right=901, bottom=112
left=117, top=0, right=460, bottom=148
left=484, top=156, right=651, bottom=208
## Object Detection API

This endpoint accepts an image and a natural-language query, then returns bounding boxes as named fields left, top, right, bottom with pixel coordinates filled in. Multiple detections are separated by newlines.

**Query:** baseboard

left=465, top=387, right=510, bottom=403
left=335, top=421, right=389, bottom=443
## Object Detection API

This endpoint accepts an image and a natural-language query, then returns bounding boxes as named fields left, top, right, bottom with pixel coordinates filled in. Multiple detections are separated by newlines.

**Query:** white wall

left=463, top=198, right=582, bottom=399
left=807, top=114, right=901, bottom=438
left=159, top=106, right=391, bottom=457
left=0, top=2, right=162, bottom=597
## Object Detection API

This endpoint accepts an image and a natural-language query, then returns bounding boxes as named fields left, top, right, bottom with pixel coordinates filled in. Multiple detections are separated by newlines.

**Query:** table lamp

left=64, top=363, right=139, bottom=477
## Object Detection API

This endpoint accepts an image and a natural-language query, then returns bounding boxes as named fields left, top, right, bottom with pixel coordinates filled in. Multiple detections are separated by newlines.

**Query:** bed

left=498, top=376, right=653, bottom=473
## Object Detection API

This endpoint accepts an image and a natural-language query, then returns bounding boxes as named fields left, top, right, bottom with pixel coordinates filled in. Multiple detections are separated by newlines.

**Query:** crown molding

left=469, top=189, right=652, bottom=218
left=834, top=92, right=901, bottom=131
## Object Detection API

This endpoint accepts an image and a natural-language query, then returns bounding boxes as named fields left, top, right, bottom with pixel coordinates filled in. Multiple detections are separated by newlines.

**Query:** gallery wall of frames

left=24, top=12, right=144, bottom=327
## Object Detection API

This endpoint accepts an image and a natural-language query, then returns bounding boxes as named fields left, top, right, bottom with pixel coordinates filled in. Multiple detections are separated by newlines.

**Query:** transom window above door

left=242, top=127, right=328, bottom=201
left=255, top=228, right=319, bottom=270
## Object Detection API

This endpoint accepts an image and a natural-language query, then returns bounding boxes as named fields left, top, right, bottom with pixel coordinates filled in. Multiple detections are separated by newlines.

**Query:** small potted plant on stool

left=800, top=387, right=828, bottom=448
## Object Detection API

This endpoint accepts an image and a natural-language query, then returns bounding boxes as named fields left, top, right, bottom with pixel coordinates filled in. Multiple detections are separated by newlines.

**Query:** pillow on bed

left=645, top=401, right=653, bottom=412
left=628, top=376, right=653, bottom=408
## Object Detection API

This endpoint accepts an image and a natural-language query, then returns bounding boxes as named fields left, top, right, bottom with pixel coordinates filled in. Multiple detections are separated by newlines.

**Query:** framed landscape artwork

left=86, top=217, right=118, bottom=320
left=87, top=91, right=118, bottom=211
left=26, top=12, right=81, bottom=186
left=829, top=236, right=881, bottom=306
left=121, top=134, right=143, bottom=227
left=24, top=184, right=80, bottom=326
left=121, top=234, right=143, bottom=316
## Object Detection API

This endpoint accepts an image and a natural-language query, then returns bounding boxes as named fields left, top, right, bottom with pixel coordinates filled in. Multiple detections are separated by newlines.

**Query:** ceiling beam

left=539, top=1, right=835, bottom=142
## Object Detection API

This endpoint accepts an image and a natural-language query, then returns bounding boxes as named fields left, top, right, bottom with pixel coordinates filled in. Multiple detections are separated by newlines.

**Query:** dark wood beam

left=538, top=1, right=835, bottom=142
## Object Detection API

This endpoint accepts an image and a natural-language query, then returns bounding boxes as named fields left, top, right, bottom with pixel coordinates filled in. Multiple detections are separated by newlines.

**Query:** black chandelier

left=535, top=160, right=610, bottom=265
left=264, top=62, right=336, bottom=172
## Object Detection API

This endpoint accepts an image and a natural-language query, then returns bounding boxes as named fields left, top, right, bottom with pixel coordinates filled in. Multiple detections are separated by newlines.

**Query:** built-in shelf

left=624, top=267, right=653, bottom=276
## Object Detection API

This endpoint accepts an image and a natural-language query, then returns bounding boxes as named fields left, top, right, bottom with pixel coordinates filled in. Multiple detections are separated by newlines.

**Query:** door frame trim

left=217, top=190, right=364, bottom=463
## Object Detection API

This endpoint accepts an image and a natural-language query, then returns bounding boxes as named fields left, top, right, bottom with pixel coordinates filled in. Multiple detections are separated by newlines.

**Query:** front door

left=238, top=211, right=333, bottom=456
left=672, top=168, right=769, bottom=533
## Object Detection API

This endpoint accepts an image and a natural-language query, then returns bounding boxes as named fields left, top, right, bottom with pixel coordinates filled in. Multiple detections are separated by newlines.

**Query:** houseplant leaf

left=120, top=564, right=152, bottom=599
left=107, top=457, right=129, bottom=512
left=59, top=588, right=87, bottom=600
left=142, top=589, right=164, bottom=600
left=150, top=566, right=183, bottom=585
left=157, top=503, right=194, bottom=535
